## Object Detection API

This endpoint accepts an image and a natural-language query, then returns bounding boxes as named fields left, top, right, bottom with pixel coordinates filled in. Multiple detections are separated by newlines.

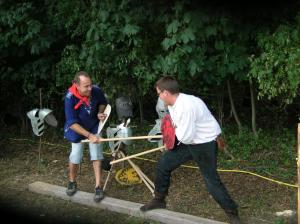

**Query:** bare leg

left=92, top=160, right=102, bottom=187
left=66, top=162, right=79, bottom=196
left=69, top=162, right=79, bottom=182
left=93, top=160, right=104, bottom=202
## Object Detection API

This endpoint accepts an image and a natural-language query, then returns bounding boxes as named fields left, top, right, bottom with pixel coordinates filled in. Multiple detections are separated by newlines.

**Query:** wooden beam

left=81, top=135, right=162, bottom=143
left=28, top=181, right=227, bottom=224
left=110, top=146, right=165, bottom=165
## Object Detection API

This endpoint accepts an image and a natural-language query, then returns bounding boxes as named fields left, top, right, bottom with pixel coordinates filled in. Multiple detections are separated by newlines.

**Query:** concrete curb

left=28, top=181, right=227, bottom=224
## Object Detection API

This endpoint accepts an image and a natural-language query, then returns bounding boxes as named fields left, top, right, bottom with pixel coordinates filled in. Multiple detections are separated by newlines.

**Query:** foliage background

left=1, top=0, right=299, bottom=127
left=1, top=1, right=300, bottom=223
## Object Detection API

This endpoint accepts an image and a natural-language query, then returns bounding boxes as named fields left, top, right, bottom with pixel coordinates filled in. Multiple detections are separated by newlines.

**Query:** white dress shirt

left=168, top=93, right=221, bottom=144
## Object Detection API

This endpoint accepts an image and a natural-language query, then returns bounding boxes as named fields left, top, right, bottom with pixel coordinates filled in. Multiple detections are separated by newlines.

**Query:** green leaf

left=205, top=26, right=217, bottom=37
left=188, top=60, right=198, bottom=76
left=180, top=27, right=195, bottom=44
left=181, top=45, right=193, bottom=53
left=123, top=24, right=139, bottom=36
left=166, top=20, right=180, bottom=34
left=162, top=38, right=171, bottom=50
left=215, top=41, right=224, bottom=50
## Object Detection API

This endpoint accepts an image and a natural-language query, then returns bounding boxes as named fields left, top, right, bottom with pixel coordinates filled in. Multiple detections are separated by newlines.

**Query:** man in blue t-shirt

left=64, top=71, right=108, bottom=202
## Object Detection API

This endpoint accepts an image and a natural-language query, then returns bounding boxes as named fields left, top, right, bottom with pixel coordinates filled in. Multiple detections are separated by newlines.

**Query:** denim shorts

left=69, top=142, right=104, bottom=164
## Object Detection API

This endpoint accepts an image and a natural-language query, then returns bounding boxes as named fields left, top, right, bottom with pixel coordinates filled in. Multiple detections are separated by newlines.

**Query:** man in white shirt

left=140, top=76, right=241, bottom=224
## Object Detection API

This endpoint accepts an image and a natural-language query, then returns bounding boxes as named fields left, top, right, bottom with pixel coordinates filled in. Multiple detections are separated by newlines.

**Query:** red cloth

left=161, top=114, right=175, bottom=150
left=68, top=83, right=90, bottom=110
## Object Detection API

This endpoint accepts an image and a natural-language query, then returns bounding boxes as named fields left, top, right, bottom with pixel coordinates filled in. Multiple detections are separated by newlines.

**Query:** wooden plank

left=81, top=135, right=162, bottom=143
left=28, top=181, right=227, bottom=224
left=110, top=146, right=165, bottom=165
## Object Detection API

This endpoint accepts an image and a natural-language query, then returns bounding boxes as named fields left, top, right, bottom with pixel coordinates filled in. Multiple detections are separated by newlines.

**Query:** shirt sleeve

left=93, top=86, right=108, bottom=106
left=64, top=93, right=80, bottom=127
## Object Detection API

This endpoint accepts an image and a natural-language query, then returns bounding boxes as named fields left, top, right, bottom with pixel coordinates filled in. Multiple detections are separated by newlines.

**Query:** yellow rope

left=8, top=138, right=298, bottom=189
left=128, top=156, right=298, bottom=188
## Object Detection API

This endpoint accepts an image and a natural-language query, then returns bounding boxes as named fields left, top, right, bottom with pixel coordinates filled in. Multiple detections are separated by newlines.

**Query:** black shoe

left=66, top=181, right=77, bottom=196
left=140, top=198, right=166, bottom=211
left=225, top=208, right=241, bottom=224
left=94, top=186, right=104, bottom=202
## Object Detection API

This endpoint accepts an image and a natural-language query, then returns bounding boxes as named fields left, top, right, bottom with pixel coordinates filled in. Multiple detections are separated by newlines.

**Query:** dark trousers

left=155, top=140, right=237, bottom=210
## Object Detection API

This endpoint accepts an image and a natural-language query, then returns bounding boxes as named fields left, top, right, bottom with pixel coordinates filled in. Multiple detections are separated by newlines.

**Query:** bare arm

left=70, top=123, right=98, bottom=143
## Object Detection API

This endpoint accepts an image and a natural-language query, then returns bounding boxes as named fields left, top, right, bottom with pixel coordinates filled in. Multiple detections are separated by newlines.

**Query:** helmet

left=147, top=119, right=163, bottom=146
left=27, top=108, right=57, bottom=136
left=156, top=97, right=168, bottom=119
left=115, top=96, right=133, bottom=121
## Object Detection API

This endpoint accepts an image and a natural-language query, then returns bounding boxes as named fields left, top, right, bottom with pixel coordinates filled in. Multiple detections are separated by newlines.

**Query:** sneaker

left=140, top=192, right=166, bottom=212
left=94, top=186, right=104, bottom=202
left=224, top=208, right=241, bottom=224
left=140, top=198, right=166, bottom=211
left=66, top=181, right=77, bottom=196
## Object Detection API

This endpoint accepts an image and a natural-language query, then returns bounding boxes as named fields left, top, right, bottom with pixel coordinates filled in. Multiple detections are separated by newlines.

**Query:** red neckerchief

left=68, top=83, right=90, bottom=110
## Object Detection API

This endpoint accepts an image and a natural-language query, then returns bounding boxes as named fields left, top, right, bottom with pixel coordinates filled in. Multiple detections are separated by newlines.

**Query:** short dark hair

left=73, top=71, right=90, bottom=84
left=155, top=76, right=179, bottom=94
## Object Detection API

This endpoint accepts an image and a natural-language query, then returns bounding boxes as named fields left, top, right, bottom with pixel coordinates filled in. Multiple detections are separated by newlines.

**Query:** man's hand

left=88, top=133, right=101, bottom=143
left=97, top=112, right=107, bottom=121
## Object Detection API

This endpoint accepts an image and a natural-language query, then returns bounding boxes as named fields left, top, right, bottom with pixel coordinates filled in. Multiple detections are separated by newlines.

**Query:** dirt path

left=0, top=137, right=296, bottom=223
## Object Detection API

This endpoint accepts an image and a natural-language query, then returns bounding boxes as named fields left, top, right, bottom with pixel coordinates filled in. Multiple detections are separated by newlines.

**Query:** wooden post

left=38, top=88, right=42, bottom=172
left=298, top=123, right=300, bottom=224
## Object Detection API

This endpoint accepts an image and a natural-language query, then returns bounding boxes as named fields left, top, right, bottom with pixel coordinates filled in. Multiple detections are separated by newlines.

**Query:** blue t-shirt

left=64, top=85, right=108, bottom=143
